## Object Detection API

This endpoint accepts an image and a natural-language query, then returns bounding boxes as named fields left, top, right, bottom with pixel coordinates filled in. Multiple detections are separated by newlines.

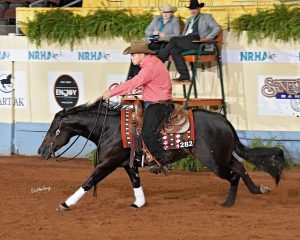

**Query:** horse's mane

left=59, top=98, right=122, bottom=117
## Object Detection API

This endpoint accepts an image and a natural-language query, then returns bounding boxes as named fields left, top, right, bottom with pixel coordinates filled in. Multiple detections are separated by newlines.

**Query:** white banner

left=0, top=49, right=130, bottom=62
left=222, top=50, right=300, bottom=63
left=0, top=71, right=27, bottom=109
left=258, top=75, right=300, bottom=116
left=1, top=49, right=300, bottom=63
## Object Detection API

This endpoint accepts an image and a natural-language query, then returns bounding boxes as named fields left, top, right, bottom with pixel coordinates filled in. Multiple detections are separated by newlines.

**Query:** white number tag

left=179, top=140, right=194, bottom=148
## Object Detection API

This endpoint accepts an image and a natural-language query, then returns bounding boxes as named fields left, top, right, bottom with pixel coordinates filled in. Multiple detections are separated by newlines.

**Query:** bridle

left=47, top=98, right=107, bottom=161
left=48, top=120, right=70, bottom=158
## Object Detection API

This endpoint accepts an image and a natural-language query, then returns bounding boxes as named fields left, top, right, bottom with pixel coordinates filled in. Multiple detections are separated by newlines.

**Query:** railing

left=86, top=0, right=300, bottom=8
left=29, top=0, right=82, bottom=7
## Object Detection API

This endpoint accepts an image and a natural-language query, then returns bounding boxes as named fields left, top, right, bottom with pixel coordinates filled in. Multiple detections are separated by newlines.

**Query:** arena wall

left=0, top=33, right=299, bottom=162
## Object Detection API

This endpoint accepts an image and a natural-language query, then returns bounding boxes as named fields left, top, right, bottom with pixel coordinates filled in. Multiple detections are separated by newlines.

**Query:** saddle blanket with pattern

left=120, top=109, right=195, bottom=150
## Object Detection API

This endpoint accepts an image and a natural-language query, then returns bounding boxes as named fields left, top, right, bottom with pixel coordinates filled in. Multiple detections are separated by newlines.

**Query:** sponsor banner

left=0, top=71, right=27, bottom=108
left=0, top=49, right=129, bottom=62
left=1, top=49, right=300, bottom=64
left=258, top=75, right=300, bottom=116
left=222, top=50, right=300, bottom=63
left=0, top=49, right=28, bottom=62
left=0, top=50, right=10, bottom=62
left=48, top=72, right=85, bottom=113
left=28, top=49, right=130, bottom=62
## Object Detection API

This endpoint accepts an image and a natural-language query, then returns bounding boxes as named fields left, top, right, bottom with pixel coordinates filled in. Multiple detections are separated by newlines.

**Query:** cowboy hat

left=160, top=3, right=177, bottom=13
left=123, top=41, right=156, bottom=55
left=186, top=0, right=205, bottom=9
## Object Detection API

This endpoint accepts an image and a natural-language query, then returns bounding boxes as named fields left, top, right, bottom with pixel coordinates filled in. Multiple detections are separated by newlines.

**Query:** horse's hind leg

left=193, top=139, right=240, bottom=207
left=231, top=158, right=271, bottom=195
left=124, top=165, right=145, bottom=208
left=221, top=169, right=241, bottom=207
left=220, top=157, right=271, bottom=207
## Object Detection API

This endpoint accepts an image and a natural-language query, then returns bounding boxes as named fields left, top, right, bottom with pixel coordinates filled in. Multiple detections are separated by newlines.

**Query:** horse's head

left=38, top=110, right=74, bottom=159
left=38, top=99, right=120, bottom=159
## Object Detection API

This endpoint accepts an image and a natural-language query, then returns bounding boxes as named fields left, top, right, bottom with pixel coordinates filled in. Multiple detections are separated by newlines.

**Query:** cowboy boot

left=148, top=161, right=162, bottom=174
left=148, top=152, right=171, bottom=175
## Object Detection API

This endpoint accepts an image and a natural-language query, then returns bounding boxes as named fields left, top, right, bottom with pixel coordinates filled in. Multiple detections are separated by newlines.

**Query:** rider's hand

left=102, top=90, right=111, bottom=100
left=200, top=38, right=210, bottom=42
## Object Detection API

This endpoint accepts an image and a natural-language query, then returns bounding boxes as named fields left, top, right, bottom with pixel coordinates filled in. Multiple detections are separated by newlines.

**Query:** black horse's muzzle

left=38, top=144, right=53, bottom=160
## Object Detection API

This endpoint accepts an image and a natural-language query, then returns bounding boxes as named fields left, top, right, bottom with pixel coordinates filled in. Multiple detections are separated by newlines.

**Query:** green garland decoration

left=24, top=3, right=299, bottom=48
left=23, top=9, right=153, bottom=49
left=231, top=3, right=300, bottom=43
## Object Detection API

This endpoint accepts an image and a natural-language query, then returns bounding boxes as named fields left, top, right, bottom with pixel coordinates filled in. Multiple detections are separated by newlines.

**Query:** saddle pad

left=120, top=109, right=195, bottom=150
left=120, top=109, right=133, bottom=148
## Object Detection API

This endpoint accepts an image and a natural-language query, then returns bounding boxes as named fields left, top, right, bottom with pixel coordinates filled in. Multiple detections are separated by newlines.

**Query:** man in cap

left=158, top=0, right=221, bottom=82
left=102, top=41, right=173, bottom=174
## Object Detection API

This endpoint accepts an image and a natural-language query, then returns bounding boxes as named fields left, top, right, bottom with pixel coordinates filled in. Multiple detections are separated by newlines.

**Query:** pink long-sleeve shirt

left=110, top=55, right=172, bottom=102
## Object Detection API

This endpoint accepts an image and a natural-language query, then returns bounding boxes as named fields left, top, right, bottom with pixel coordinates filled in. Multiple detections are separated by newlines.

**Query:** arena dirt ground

left=0, top=155, right=299, bottom=240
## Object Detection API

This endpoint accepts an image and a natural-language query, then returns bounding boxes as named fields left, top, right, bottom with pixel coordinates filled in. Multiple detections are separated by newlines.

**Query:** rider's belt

left=145, top=100, right=172, bottom=105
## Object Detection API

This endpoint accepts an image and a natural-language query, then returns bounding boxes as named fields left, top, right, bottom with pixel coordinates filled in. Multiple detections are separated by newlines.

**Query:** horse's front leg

left=124, top=165, right=145, bottom=208
left=57, top=162, right=118, bottom=211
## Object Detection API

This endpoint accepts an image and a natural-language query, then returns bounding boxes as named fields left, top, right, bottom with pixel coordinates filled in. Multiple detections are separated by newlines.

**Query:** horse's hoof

left=56, top=202, right=69, bottom=212
left=130, top=203, right=141, bottom=208
left=259, top=184, right=271, bottom=194
left=161, top=165, right=169, bottom=175
left=220, top=200, right=235, bottom=208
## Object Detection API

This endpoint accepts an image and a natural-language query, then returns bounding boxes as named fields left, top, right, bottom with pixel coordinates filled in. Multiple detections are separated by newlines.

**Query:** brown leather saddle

left=131, top=98, right=190, bottom=135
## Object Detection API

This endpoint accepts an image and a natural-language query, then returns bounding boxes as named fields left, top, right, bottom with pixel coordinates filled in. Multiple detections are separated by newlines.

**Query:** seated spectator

left=127, top=3, right=180, bottom=80
left=145, top=3, right=180, bottom=51
left=158, top=0, right=221, bottom=82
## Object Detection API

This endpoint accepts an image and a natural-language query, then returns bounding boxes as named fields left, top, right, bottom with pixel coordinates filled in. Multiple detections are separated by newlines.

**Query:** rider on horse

left=102, top=41, right=173, bottom=174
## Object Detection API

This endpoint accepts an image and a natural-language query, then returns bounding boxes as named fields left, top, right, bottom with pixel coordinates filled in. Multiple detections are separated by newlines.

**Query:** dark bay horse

left=38, top=99, right=285, bottom=211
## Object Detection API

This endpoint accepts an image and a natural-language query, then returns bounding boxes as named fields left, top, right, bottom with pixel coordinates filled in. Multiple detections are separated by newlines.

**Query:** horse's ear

left=96, top=97, right=104, bottom=109
left=55, top=108, right=65, bottom=118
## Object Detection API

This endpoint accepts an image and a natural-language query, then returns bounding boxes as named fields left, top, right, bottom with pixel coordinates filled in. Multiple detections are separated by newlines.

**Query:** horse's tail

left=227, top=121, right=285, bottom=185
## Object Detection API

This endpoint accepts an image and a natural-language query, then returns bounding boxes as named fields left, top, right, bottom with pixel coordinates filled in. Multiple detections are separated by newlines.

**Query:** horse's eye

left=55, top=129, right=61, bottom=136
left=49, top=128, right=59, bottom=135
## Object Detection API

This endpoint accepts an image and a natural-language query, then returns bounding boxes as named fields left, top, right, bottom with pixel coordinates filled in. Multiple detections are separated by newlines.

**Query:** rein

left=93, top=99, right=109, bottom=197
left=95, top=102, right=109, bottom=167
left=54, top=98, right=105, bottom=162
left=54, top=136, right=80, bottom=160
